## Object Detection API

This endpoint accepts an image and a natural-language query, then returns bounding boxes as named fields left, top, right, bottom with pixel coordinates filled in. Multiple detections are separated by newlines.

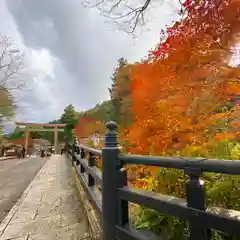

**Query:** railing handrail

left=78, top=144, right=102, bottom=156
left=67, top=121, right=240, bottom=240
left=119, top=154, right=240, bottom=175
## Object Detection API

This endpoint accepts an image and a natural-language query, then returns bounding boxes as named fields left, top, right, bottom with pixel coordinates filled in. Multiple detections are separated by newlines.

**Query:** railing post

left=117, top=167, right=129, bottom=227
left=71, top=142, right=76, bottom=166
left=102, top=121, right=122, bottom=240
left=75, top=137, right=80, bottom=155
left=80, top=149, right=85, bottom=173
left=75, top=146, right=80, bottom=166
left=185, top=167, right=211, bottom=240
left=88, top=152, right=95, bottom=187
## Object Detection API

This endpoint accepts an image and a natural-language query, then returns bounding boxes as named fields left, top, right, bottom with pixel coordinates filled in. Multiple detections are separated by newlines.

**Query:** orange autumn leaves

left=124, top=0, right=240, bottom=155
left=75, top=117, right=105, bottom=139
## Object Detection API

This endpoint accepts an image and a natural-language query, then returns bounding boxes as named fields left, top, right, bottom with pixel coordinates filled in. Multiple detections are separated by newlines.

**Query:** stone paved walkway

left=0, top=157, right=47, bottom=224
left=0, top=155, right=89, bottom=240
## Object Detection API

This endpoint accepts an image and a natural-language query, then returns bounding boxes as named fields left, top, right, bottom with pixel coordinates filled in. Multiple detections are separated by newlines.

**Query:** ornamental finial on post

left=104, top=121, right=119, bottom=148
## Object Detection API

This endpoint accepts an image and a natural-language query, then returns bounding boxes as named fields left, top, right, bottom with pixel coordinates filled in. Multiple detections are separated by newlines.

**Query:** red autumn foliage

left=124, top=0, right=240, bottom=155
left=8, top=137, right=33, bottom=146
left=75, top=117, right=105, bottom=139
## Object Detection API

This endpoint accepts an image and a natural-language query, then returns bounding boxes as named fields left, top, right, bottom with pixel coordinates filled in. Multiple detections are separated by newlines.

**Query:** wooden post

left=185, top=167, right=210, bottom=240
left=54, top=126, right=58, bottom=154
left=102, top=121, right=128, bottom=240
left=25, top=126, right=29, bottom=152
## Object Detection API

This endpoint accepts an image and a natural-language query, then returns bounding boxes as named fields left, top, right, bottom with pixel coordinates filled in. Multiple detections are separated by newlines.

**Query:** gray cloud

left=2, top=0, right=179, bottom=132
left=6, top=0, right=129, bottom=107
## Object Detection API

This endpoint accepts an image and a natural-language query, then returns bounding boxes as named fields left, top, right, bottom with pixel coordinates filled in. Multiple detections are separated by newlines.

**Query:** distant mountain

left=4, top=133, right=12, bottom=137
left=3, top=122, right=15, bottom=135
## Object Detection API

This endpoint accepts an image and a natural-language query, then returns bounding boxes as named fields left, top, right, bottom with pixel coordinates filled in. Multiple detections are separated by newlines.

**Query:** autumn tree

left=126, top=2, right=240, bottom=236
left=75, top=117, right=105, bottom=139
left=125, top=0, right=240, bottom=155
left=0, top=87, right=16, bottom=126
left=0, top=34, right=26, bottom=128
left=0, top=35, right=25, bottom=90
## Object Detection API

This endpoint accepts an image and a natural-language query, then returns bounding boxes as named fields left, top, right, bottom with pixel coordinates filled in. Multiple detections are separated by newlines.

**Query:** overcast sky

left=0, top=0, right=180, bottom=133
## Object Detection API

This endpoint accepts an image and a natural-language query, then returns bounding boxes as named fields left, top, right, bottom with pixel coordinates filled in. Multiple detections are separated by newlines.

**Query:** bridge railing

left=67, top=121, right=240, bottom=240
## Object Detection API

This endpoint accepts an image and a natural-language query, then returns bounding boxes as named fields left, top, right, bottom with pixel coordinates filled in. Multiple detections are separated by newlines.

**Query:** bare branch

left=83, top=0, right=184, bottom=34
left=0, top=35, right=25, bottom=90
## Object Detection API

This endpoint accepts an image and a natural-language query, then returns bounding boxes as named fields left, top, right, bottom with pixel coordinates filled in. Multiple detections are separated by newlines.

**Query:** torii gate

left=15, top=122, right=67, bottom=154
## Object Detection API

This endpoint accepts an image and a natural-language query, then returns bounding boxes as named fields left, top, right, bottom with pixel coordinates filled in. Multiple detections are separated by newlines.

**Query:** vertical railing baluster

left=75, top=146, right=80, bottom=166
left=88, top=152, right=95, bottom=187
left=117, top=168, right=129, bottom=227
left=77, top=147, right=80, bottom=155
left=185, top=167, right=211, bottom=240
left=75, top=136, right=80, bottom=166
left=80, top=149, right=85, bottom=173
left=71, top=142, right=76, bottom=166
left=102, top=121, right=128, bottom=240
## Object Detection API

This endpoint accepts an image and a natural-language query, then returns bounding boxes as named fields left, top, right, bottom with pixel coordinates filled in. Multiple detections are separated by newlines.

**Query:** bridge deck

left=0, top=155, right=89, bottom=240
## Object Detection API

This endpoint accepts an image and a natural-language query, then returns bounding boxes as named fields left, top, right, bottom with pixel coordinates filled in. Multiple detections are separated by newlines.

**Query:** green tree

left=40, top=129, right=54, bottom=144
left=109, top=58, right=128, bottom=123
left=79, top=100, right=114, bottom=122
left=60, top=104, right=78, bottom=142
left=38, top=107, right=78, bottom=144
left=60, top=104, right=78, bottom=125
left=0, top=87, right=16, bottom=125
left=40, top=120, right=63, bottom=144
left=8, top=126, right=24, bottom=140
left=28, top=126, right=45, bottom=140
left=9, top=126, right=44, bottom=141
left=0, top=129, right=4, bottom=144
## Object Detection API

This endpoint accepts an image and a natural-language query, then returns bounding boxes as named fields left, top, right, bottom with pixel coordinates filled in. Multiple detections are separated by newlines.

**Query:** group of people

left=39, top=148, right=46, bottom=157
left=18, top=146, right=52, bottom=159
left=39, top=147, right=53, bottom=157
left=60, top=144, right=68, bottom=155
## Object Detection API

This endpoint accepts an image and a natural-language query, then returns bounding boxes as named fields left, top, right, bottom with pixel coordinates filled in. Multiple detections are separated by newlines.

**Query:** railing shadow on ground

left=66, top=121, right=240, bottom=240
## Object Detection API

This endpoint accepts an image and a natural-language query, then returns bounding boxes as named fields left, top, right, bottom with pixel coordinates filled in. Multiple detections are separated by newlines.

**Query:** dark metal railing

left=67, top=121, right=240, bottom=240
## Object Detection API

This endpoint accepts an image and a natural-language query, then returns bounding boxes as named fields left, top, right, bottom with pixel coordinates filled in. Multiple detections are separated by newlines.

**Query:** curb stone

left=0, top=156, right=17, bottom=161
left=72, top=167, right=101, bottom=240
left=0, top=158, right=49, bottom=238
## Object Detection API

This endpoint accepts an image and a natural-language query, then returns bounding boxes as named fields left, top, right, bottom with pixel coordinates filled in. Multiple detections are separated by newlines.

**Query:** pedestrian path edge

left=0, top=158, right=49, bottom=237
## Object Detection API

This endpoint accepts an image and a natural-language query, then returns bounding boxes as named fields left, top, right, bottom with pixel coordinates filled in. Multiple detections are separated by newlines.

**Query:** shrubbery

left=131, top=139, right=240, bottom=240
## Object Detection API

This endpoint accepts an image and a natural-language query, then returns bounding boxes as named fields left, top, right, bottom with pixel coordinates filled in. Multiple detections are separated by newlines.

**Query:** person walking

left=40, top=148, right=45, bottom=158
left=92, top=132, right=97, bottom=146
left=22, top=146, right=26, bottom=159
left=18, top=147, right=22, bottom=159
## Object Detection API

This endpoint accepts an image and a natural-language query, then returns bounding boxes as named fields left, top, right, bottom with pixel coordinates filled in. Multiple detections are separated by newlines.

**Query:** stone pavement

left=0, top=155, right=89, bottom=240
left=0, top=157, right=47, bottom=223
